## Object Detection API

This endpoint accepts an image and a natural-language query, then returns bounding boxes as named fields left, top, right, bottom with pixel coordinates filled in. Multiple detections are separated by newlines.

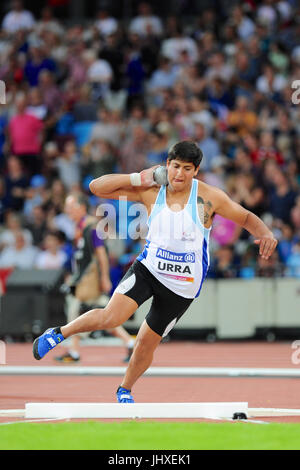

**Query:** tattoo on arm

left=197, top=197, right=214, bottom=225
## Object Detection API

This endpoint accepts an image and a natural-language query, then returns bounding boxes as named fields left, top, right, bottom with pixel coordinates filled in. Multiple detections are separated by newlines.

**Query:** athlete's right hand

left=140, top=166, right=160, bottom=187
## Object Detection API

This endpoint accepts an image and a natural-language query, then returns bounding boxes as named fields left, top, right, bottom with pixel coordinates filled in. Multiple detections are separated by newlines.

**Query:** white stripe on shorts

left=162, top=318, right=177, bottom=338
left=115, top=273, right=136, bottom=295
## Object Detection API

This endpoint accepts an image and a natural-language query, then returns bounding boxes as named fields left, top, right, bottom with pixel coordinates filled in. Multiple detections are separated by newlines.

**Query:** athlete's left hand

left=254, top=235, right=278, bottom=260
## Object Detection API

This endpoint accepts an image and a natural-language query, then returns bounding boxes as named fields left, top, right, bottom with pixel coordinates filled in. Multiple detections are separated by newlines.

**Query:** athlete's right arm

left=89, top=167, right=159, bottom=202
left=89, top=174, right=141, bottom=201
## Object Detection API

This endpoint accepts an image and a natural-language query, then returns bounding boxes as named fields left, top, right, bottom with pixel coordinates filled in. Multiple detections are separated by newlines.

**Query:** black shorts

left=115, top=260, right=194, bottom=337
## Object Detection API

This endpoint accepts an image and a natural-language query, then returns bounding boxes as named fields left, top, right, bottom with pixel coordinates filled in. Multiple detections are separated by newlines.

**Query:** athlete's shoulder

left=196, top=179, right=225, bottom=199
left=196, top=179, right=232, bottom=219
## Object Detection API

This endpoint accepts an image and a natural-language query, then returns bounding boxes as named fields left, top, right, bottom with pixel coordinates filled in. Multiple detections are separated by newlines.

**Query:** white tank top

left=137, top=179, right=211, bottom=299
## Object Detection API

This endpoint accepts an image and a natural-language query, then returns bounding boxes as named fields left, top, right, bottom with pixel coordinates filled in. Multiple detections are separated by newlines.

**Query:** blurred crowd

left=0, top=0, right=300, bottom=291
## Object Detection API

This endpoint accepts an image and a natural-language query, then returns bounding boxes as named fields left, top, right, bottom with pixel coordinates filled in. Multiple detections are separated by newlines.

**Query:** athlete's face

left=167, top=159, right=199, bottom=190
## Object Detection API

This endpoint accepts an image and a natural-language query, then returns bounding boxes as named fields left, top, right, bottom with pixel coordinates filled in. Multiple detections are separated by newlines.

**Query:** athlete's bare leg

left=60, top=293, right=138, bottom=339
left=120, top=320, right=162, bottom=390
left=107, top=326, right=134, bottom=345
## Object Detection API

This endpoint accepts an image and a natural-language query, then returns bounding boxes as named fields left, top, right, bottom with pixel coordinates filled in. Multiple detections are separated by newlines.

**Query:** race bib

left=154, top=248, right=195, bottom=282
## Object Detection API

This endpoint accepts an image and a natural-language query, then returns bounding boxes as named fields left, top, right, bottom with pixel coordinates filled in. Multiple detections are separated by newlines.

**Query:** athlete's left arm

left=214, top=189, right=277, bottom=260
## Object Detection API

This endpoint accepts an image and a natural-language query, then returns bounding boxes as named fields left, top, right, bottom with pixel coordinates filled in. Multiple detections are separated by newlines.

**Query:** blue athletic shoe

left=116, top=386, right=135, bottom=403
left=33, top=327, right=65, bottom=360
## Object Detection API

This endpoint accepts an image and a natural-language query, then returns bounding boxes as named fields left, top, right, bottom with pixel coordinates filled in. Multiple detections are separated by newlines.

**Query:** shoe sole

left=54, top=358, right=80, bottom=363
left=33, top=338, right=41, bottom=360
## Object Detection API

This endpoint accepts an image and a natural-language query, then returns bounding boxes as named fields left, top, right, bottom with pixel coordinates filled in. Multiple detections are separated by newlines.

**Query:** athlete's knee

left=134, top=334, right=160, bottom=358
left=99, top=307, right=122, bottom=329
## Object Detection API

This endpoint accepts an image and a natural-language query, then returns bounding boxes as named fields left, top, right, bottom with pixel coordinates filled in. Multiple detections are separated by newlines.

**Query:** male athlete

left=33, top=141, right=277, bottom=403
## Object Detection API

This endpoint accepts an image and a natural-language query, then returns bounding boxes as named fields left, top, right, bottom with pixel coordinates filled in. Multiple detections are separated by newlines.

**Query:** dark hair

left=45, top=229, right=64, bottom=242
left=167, top=141, right=203, bottom=169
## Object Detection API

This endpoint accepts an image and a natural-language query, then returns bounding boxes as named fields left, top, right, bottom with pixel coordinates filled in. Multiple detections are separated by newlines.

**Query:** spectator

left=205, top=51, right=234, bottom=83
left=125, top=45, right=146, bottom=100
left=147, top=56, right=180, bottom=94
left=25, top=204, right=47, bottom=247
left=8, top=93, right=44, bottom=176
left=234, top=50, right=259, bottom=89
left=246, top=35, right=265, bottom=80
left=268, top=41, right=290, bottom=75
left=23, top=174, right=48, bottom=220
left=230, top=5, right=255, bottom=41
left=54, top=140, right=81, bottom=191
left=193, top=122, right=221, bottom=172
left=231, top=171, right=267, bottom=218
left=239, top=245, right=257, bottom=279
left=189, top=97, right=215, bottom=136
left=129, top=2, right=163, bottom=38
left=160, top=25, right=198, bottom=64
left=35, top=230, right=67, bottom=269
left=0, top=230, right=38, bottom=269
left=89, top=107, right=122, bottom=147
left=2, top=0, right=35, bottom=34
left=42, top=141, right=60, bottom=177
left=256, top=63, right=288, bottom=99
left=232, top=145, right=257, bottom=175
left=0, top=177, right=10, bottom=224
left=24, top=42, right=56, bottom=88
left=65, top=39, right=87, bottom=87
left=173, top=98, right=192, bottom=140
left=71, top=84, right=98, bottom=123
left=226, top=95, right=258, bottom=138
left=272, top=108, right=297, bottom=161
left=35, top=6, right=64, bottom=36
left=37, top=69, right=63, bottom=116
left=99, top=32, right=125, bottom=93
left=0, top=211, right=32, bottom=250
left=124, top=104, right=150, bottom=135
left=45, top=179, right=75, bottom=241
left=94, top=9, right=118, bottom=38
left=209, top=244, right=239, bottom=279
left=252, top=131, right=284, bottom=167
left=206, top=77, right=234, bottom=119
left=4, top=155, right=29, bottom=212
left=82, top=138, right=117, bottom=179
left=277, top=223, right=297, bottom=264
left=45, top=178, right=66, bottom=215
left=83, top=49, right=113, bottom=101
left=119, top=125, right=149, bottom=173
left=256, top=1, right=292, bottom=30
left=268, top=168, right=297, bottom=224
left=26, top=87, right=48, bottom=121
left=0, top=109, right=9, bottom=169
left=285, top=241, right=300, bottom=278
left=200, top=31, right=219, bottom=64
left=179, top=64, right=206, bottom=97
left=256, top=251, right=282, bottom=277
left=200, top=154, right=227, bottom=191
left=146, top=130, right=168, bottom=166
left=291, top=195, right=300, bottom=235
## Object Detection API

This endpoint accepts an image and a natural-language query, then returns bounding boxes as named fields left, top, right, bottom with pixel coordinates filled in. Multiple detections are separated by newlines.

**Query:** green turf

left=1, top=421, right=300, bottom=450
